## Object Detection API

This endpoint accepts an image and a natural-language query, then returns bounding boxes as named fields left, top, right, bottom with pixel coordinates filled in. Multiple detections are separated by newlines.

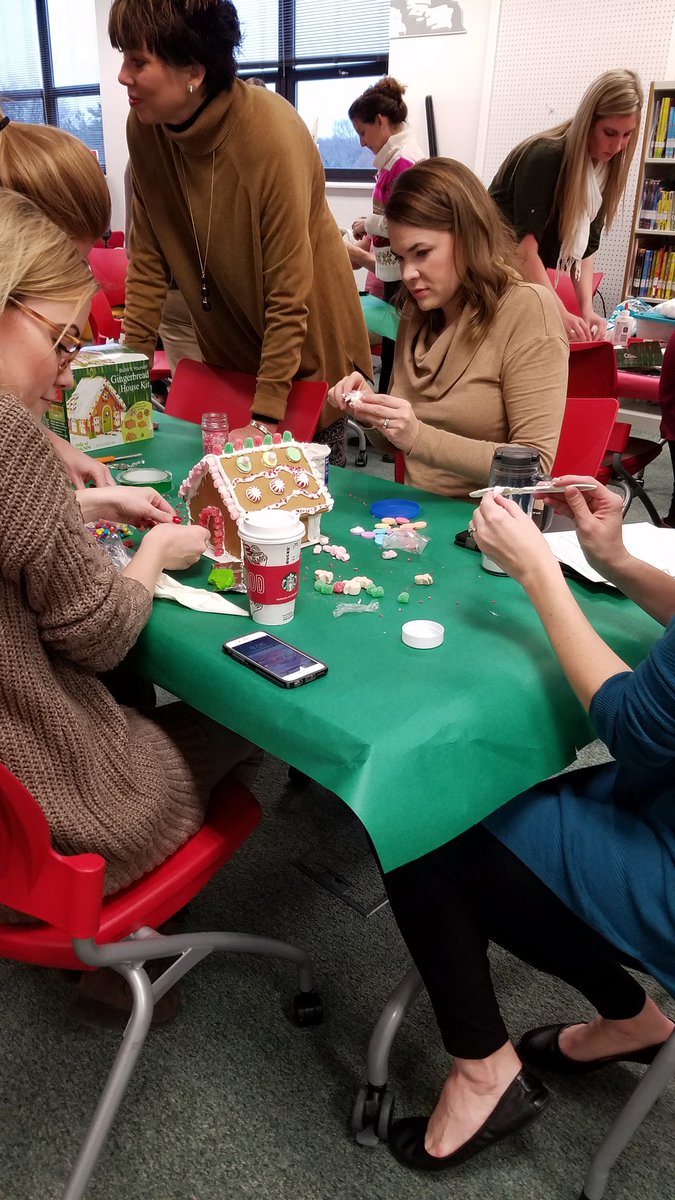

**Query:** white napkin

left=154, top=572, right=248, bottom=615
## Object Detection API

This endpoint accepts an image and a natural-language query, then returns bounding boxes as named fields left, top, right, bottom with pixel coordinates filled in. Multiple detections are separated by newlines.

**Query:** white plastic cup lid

left=237, top=509, right=304, bottom=544
left=401, top=620, right=445, bottom=649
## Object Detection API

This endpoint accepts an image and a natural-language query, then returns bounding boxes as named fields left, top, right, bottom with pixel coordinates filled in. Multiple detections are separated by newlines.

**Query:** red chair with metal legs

left=165, top=359, right=328, bottom=442
left=0, top=763, right=321, bottom=1200
left=567, top=341, right=663, bottom=524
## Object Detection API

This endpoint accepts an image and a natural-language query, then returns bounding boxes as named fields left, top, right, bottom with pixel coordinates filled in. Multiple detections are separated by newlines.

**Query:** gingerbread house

left=179, top=431, right=333, bottom=561
left=66, top=376, right=125, bottom=441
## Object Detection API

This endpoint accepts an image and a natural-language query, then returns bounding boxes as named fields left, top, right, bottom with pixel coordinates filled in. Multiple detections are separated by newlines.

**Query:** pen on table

left=94, top=452, right=145, bottom=464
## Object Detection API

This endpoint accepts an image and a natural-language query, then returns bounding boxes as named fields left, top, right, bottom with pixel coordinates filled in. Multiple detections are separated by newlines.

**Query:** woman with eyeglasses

left=0, top=188, right=258, bottom=1024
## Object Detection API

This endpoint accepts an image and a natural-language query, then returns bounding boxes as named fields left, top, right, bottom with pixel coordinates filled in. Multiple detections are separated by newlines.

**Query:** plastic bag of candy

left=381, top=528, right=429, bottom=555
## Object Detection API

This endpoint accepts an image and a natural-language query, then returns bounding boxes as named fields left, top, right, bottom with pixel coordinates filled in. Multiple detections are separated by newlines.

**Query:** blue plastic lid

left=370, top=498, right=421, bottom=520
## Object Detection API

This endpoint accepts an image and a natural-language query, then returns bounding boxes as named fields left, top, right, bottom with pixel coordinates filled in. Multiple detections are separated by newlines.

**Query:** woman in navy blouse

left=384, top=477, right=674, bottom=1174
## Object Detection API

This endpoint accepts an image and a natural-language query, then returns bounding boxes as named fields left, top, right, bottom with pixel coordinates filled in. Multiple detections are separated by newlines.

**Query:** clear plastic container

left=201, top=411, right=230, bottom=456
left=481, top=445, right=542, bottom=575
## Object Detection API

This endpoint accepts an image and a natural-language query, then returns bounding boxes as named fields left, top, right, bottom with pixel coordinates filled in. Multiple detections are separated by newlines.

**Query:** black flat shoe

left=517, top=1023, right=664, bottom=1076
left=388, top=1067, right=549, bottom=1172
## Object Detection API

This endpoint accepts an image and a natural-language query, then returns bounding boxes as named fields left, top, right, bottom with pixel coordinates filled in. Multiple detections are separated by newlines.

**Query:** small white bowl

left=401, top=620, right=445, bottom=649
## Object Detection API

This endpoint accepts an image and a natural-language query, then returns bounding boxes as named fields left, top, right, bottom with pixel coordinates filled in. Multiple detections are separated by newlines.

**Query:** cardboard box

left=44, top=343, right=153, bottom=451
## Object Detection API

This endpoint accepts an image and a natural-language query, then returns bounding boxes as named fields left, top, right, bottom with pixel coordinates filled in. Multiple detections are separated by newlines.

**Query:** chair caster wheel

left=355, top=450, right=368, bottom=468
left=293, top=989, right=323, bottom=1026
left=351, top=1083, right=395, bottom=1145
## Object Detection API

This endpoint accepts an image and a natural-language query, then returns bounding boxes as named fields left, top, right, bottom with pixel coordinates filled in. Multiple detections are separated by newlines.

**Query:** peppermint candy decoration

left=294, top=470, right=310, bottom=489
left=245, top=486, right=263, bottom=503
left=270, top=477, right=285, bottom=495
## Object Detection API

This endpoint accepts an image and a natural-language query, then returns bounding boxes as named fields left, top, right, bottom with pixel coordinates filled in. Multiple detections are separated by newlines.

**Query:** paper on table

left=544, top=523, right=675, bottom=587
left=154, top=572, right=248, bottom=615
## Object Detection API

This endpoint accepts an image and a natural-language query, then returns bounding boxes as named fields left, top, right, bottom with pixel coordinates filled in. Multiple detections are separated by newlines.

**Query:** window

left=0, top=0, right=104, bottom=166
left=236, top=0, right=389, bottom=180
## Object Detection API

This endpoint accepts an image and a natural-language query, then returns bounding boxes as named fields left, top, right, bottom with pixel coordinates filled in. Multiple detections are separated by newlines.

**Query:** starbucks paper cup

left=238, top=510, right=304, bottom=625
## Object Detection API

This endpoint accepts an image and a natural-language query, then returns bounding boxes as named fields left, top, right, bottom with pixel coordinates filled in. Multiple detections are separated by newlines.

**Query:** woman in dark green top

left=489, top=70, right=642, bottom=342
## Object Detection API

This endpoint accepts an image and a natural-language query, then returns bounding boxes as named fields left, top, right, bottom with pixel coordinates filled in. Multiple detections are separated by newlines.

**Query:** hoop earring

left=187, top=83, right=195, bottom=95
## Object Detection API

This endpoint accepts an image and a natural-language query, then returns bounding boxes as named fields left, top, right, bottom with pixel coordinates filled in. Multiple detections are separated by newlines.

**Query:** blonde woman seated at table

left=328, top=158, right=568, bottom=498
left=0, top=190, right=257, bottom=1022
left=0, top=108, right=115, bottom=489
left=384, top=477, right=675, bottom=1173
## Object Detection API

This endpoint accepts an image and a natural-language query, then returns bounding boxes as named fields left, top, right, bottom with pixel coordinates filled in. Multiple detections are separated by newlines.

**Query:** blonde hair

left=0, top=189, right=97, bottom=326
left=494, top=69, right=643, bottom=248
left=0, top=108, right=111, bottom=243
left=385, top=158, right=521, bottom=339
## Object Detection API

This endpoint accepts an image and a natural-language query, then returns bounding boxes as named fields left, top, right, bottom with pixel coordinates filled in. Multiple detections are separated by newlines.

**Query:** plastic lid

left=401, top=620, right=445, bottom=649
left=370, top=499, right=421, bottom=520
left=493, top=445, right=539, bottom=467
left=237, top=509, right=304, bottom=544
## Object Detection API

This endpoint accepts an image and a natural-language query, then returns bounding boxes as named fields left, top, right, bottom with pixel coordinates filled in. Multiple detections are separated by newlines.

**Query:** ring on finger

left=468, top=522, right=476, bottom=535
left=382, top=417, right=390, bottom=430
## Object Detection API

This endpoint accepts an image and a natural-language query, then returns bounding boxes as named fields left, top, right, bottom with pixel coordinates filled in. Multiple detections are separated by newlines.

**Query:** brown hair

left=0, top=189, right=97, bottom=337
left=385, top=157, right=521, bottom=339
left=0, top=110, right=110, bottom=244
left=348, top=77, right=408, bottom=126
left=494, top=69, right=643, bottom=246
left=109, top=0, right=241, bottom=96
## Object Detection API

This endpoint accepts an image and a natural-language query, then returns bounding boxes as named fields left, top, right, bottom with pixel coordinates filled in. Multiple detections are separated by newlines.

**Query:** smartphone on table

left=223, top=632, right=328, bottom=688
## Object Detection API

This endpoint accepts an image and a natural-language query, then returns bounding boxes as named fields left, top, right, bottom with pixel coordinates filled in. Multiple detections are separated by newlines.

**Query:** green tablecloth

left=121, top=416, right=661, bottom=872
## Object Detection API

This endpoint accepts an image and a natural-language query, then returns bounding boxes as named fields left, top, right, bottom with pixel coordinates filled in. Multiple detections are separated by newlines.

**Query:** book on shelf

left=631, top=245, right=675, bottom=300
left=662, top=106, right=672, bottom=157
left=652, top=96, right=672, bottom=156
left=638, top=179, right=675, bottom=230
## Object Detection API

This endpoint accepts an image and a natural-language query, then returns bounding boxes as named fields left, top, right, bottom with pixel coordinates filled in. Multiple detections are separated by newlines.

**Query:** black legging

left=384, top=823, right=646, bottom=1060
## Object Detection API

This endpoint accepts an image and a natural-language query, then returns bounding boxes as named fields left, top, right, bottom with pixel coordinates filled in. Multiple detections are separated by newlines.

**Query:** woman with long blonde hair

left=489, top=69, right=643, bottom=342
left=328, top=158, right=567, bottom=497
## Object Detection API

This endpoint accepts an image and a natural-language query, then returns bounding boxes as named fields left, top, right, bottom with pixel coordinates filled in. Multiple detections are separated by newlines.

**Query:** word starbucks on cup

left=238, top=510, right=304, bottom=625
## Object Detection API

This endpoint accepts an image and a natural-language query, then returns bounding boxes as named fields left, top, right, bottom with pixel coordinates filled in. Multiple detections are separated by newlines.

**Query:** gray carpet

left=1, top=425, right=673, bottom=1200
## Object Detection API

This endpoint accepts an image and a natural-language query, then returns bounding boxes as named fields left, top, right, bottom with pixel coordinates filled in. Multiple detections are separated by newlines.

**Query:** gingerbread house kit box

left=44, top=343, right=153, bottom=452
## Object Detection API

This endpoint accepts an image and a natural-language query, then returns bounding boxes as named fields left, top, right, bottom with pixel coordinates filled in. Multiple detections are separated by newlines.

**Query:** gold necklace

left=178, top=149, right=215, bottom=312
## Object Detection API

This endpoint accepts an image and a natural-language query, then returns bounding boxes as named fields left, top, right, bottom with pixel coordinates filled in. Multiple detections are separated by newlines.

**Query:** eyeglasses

left=8, top=297, right=85, bottom=369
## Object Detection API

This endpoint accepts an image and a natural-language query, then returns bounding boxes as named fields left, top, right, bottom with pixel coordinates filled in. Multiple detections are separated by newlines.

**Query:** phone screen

left=223, top=633, right=328, bottom=687
left=233, top=635, right=318, bottom=674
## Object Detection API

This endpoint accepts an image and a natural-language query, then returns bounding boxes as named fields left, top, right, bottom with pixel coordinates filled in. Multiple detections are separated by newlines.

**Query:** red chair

left=165, top=359, right=328, bottom=442
left=546, top=268, right=604, bottom=318
left=88, top=247, right=129, bottom=309
left=0, top=762, right=321, bottom=1199
left=568, top=341, right=663, bottom=524
left=87, top=290, right=123, bottom=343
left=87, top=292, right=171, bottom=387
left=393, top=394, right=618, bottom=486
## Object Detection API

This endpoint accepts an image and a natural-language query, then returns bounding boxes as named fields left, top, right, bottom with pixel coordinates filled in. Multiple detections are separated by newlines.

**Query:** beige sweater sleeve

left=0, top=395, right=152, bottom=672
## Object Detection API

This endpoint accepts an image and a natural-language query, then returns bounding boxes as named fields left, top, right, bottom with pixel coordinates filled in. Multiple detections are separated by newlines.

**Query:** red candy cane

left=198, top=505, right=226, bottom=557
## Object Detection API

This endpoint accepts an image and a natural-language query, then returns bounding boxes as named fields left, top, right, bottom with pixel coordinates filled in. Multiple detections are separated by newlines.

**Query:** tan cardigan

left=124, top=82, right=372, bottom=430
left=0, top=394, right=214, bottom=895
left=386, top=282, right=568, bottom=496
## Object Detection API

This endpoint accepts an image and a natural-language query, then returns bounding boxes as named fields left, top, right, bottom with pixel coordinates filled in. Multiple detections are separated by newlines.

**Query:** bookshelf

left=623, top=81, right=675, bottom=303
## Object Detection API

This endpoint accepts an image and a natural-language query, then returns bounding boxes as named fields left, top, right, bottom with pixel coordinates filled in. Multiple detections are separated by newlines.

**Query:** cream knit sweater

left=0, top=394, right=209, bottom=894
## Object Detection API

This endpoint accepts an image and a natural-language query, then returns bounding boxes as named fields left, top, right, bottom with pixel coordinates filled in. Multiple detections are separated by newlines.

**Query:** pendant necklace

left=178, top=149, right=215, bottom=312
